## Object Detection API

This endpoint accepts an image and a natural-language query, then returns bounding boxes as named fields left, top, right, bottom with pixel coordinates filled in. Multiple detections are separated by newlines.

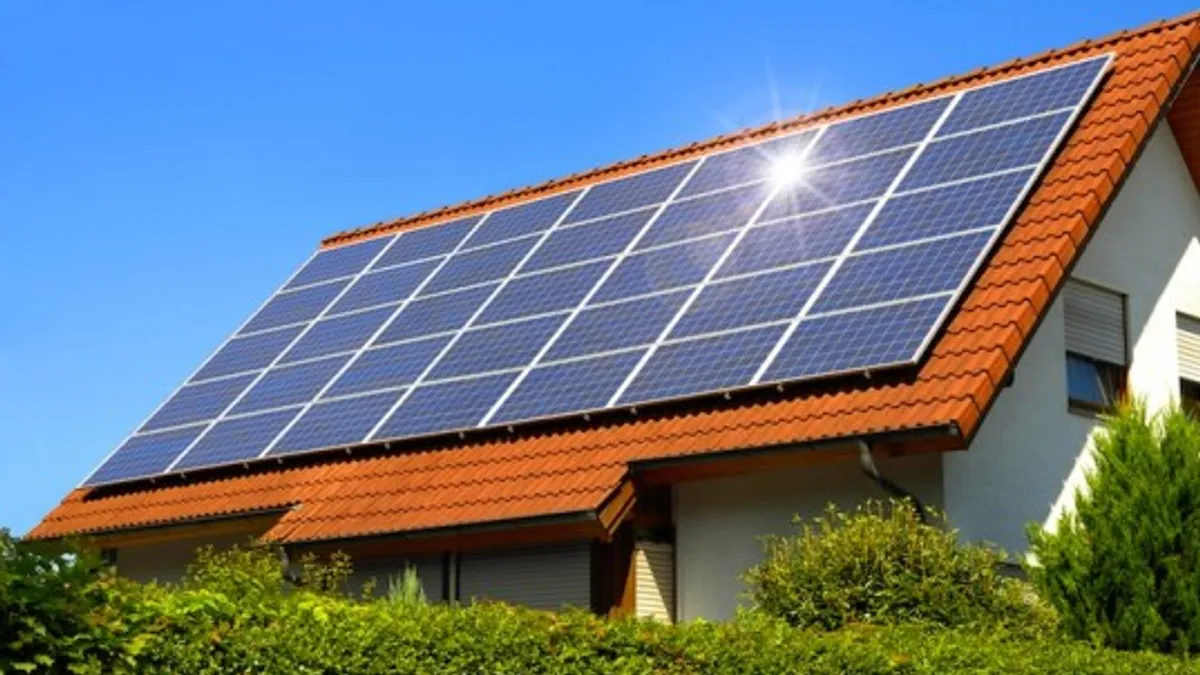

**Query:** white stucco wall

left=943, top=125, right=1200, bottom=555
left=673, top=453, right=943, bottom=621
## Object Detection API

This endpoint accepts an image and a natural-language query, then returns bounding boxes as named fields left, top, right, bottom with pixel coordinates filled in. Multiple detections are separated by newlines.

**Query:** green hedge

left=3, top=538, right=1198, bottom=675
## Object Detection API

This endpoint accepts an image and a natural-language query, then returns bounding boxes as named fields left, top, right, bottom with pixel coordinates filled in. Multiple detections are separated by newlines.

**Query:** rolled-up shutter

left=348, top=555, right=444, bottom=601
left=1064, top=280, right=1127, bottom=365
left=1179, top=314, right=1200, bottom=383
left=459, top=543, right=590, bottom=611
left=634, top=542, right=675, bottom=623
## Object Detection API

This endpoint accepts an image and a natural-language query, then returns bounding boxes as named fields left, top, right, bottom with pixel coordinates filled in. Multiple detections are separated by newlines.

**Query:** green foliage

left=0, top=530, right=140, bottom=675
left=386, top=565, right=427, bottom=607
left=1029, top=401, right=1200, bottom=653
left=3, top=524, right=1197, bottom=673
left=745, top=500, right=1053, bottom=632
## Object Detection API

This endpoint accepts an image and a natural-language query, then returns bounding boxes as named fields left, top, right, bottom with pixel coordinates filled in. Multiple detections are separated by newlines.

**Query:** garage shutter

left=459, top=543, right=590, bottom=611
left=1180, top=314, right=1200, bottom=383
left=1064, top=280, right=1127, bottom=365
left=348, top=555, right=444, bottom=601
left=634, top=543, right=675, bottom=623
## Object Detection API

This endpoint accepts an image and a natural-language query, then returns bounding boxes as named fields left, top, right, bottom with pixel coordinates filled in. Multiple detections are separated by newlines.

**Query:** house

left=28, top=12, right=1200, bottom=623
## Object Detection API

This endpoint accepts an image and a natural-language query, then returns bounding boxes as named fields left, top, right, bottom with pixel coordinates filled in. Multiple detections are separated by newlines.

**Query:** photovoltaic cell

left=279, top=306, right=394, bottom=364
left=523, top=208, right=653, bottom=272
left=372, top=216, right=479, bottom=269
left=423, top=236, right=538, bottom=295
left=325, top=335, right=451, bottom=398
left=328, top=260, right=438, bottom=315
left=592, top=233, right=733, bottom=303
left=271, top=391, right=401, bottom=456
left=374, top=372, right=518, bottom=439
left=857, top=170, right=1031, bottom=250
left=618, top=325, right=786, bottom=405
left=375, top=284, right=496, bottom=345
left=716, top=203, right=873, bottom=277
left=760, top=147, right=913, bottom=221
left=807, top=98, right=950, bottom=164
left=566, top=161, right=696, bottom=223
left=286, top=237, right=392, bottom=289
left=638, top=182, right=770, bottom=249
left=938, top=58, right=1107, bottom=136
left=84, top=55, right=1110, bottom=486
left=173, top=408, right=301, bottom=470
left=430, top=314, right=566, bottom=379
left=463, top=190, right=580, bottom=248
left=230, top=354, right=352, bottom=415
left=671, top=262, right=832, bottom=339
left=478, top=261, right=608, bottom=324
left=141, top=374, right=256, bottom=432
left=763, top=296, right=950, bottom=381
left=900, top=111, right=1071, bottom=191
left=193, top=325, right=305, bottom=382
left=679, top=130, right=815, bottom=197
left=492, top=350, right=645, bottom=424
left=241, top=279, right=348, bottom=334
left=84, top=425, right=207, bottom=486
left=546, top=291, right=690, bottom=361
left=812, top=230, right=992, bottom=314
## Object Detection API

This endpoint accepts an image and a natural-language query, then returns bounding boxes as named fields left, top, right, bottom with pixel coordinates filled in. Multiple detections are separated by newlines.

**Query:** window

left=1180, top=313, right=1200, bottom=415
left=1063, top=279, right=1127, bottom=414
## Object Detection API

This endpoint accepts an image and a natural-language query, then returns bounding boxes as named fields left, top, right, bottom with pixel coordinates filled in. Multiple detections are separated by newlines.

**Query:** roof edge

left=320, top=10, right=1200, bottom=249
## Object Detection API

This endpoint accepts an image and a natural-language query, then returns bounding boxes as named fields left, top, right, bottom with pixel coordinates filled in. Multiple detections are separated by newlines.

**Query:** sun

left=767, top=151, right=809, bottom=189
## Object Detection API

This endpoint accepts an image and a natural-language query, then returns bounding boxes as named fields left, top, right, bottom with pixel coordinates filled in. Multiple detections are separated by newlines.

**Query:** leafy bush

left=745, top=500, right=1053, bottom=631
left=1029, top=401, right=1200, bottom=653
left=0, top=530, right=137, bottom=675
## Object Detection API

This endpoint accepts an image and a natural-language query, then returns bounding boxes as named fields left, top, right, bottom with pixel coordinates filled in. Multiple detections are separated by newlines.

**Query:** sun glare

left=768, top=152, right=809, bottom=189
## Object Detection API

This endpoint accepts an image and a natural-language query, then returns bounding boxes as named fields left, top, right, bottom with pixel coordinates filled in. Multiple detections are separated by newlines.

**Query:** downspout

left=856, top=440, right=930, bottom=523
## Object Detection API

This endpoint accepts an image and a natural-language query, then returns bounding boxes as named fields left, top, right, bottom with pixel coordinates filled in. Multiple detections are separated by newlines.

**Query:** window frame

left=1063, top=278, right=1129, bottom=417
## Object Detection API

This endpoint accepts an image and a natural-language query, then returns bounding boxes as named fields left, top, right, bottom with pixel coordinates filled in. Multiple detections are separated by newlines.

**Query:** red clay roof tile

left=28, top=12, right=1200, bottom=544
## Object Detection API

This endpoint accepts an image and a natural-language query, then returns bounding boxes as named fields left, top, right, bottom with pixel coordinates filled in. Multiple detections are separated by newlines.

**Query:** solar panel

left=83, top=54, right=1111, bottom=486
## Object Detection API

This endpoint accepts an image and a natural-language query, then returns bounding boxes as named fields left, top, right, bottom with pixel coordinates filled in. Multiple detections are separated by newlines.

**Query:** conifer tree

left=1028, top=401, right=1200, bottom=653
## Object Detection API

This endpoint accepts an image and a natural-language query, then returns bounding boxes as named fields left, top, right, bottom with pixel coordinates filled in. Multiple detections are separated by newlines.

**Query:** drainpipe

left=856, top=440, right=930, bottom=524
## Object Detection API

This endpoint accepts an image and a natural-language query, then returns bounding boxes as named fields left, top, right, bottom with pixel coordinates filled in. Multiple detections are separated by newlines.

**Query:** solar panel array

left=85, top=55, right=1111, bottom=486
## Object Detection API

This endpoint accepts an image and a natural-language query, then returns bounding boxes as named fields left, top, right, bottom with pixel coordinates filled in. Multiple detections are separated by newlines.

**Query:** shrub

left=0, top=530, right=139, bottom=674
left=745, top=500, right=1052, bottom=631
left=1028, top=401, right=1200, bottom=653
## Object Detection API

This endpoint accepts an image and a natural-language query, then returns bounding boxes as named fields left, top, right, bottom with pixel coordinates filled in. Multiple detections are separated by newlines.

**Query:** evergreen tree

left=1028, top=401, right=1200, bottom=653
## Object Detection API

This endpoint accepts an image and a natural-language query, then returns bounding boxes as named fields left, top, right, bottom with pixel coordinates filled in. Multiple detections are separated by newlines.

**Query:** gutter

left=857, top=440, right=931, bottom=523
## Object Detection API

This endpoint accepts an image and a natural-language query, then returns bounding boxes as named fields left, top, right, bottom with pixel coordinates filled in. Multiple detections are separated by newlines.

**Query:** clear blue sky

left=1, top=1, right=1193, bottom=535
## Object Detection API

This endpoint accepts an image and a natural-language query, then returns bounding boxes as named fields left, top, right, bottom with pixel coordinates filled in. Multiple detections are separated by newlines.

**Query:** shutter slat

left=460, top=543, right=590, bottom=611
left=1179, top=314, right=1200, bottom=383
left=1064, top=280, right=1127, bottom=365
left=635, top=543, right=675, bottom=623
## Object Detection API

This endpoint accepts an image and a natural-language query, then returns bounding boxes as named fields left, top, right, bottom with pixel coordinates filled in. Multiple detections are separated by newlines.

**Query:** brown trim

left=631, top=424, right=961, bottom=486
left=590, top=521, right=636, bottom=616
left=78, top=511, right=285, bottom=549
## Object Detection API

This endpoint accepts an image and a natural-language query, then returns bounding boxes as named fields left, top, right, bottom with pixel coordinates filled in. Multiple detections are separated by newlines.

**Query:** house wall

left=943, top=125, right=1200, bottom=555
left=673, top=453, right=944, bottom=622
left=116, top=532, right=255, bottom=584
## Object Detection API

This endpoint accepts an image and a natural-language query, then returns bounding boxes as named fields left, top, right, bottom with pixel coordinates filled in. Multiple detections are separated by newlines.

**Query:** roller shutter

left=1064, top=280, right=1127, bottom=365
left=634, top=542, right=675, bottom=623
left=1180, top=314, right=1200, bottom=383
left=348, top=555, right=444, bottom=601
left=459, top=543, right=590, bottom=611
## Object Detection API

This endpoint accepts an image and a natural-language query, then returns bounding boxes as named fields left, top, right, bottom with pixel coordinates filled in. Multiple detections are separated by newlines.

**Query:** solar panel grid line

left=366, top=186, right=595, bottom=442
left=930, top=104, right=1076, bottom=142
left=804, top=289, right=957, bottom=321
left=749, top=89, right=964, bottom=385
left=605, top=125, right=828, bottom=408
left=77, top=245, right=329, bottom=487
left=275, top=274, right=358, bottom=294
left=902, top=53, right=1113, bottom=367
left=162, top=235, right=404, bottom=474
left=259, top=210, right=499, bottom=458
left=478, top=156, right=711, bottom=426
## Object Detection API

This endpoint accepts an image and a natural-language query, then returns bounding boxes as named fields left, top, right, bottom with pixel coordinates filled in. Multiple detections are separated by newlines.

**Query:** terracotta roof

left=29, top=12, right=1200, bottom=544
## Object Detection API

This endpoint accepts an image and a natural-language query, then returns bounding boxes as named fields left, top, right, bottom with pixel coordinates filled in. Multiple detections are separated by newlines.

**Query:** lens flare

left=768, top=152, right=809, bottom=189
